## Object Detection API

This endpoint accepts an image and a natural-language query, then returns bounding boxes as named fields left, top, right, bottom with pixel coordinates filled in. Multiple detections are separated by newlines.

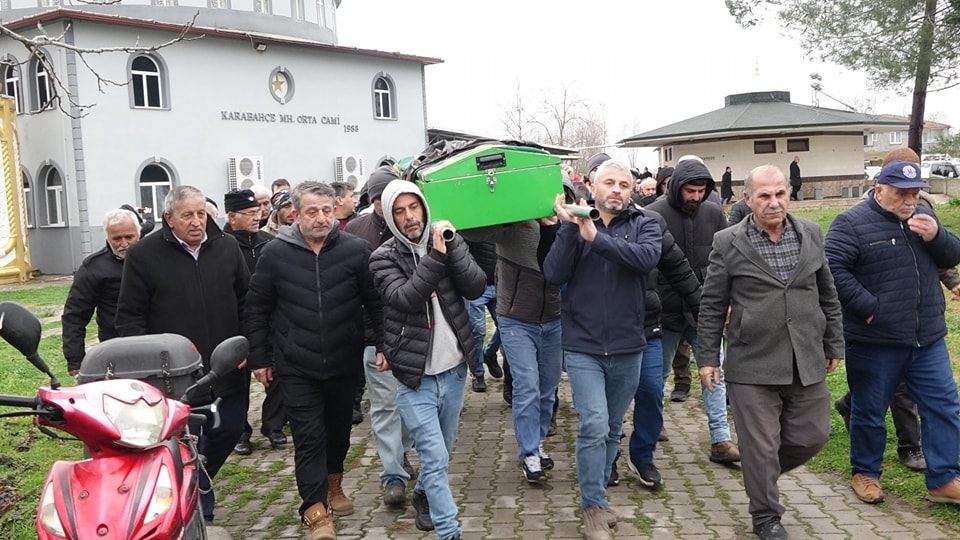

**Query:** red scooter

left=0, top=301, right=247, bottom=540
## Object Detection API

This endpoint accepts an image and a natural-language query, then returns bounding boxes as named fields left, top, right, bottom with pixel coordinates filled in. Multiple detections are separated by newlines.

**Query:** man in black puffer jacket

left=370, top=179, right=485, bottom=540
left=244, top=181, right=385, bottom=540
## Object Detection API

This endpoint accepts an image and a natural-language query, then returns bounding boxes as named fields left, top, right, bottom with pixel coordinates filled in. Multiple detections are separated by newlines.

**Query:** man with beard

left=222, top=189, right=284, bottom=455
left=645, top=157, right=740, bottom=465
left=61, top=208, right=141, bottom=376
left=263, top=190, right=295, bottom=236
left=544, top=160, right=661, bottom=540
left=370, top=179, right=485, bottom=540
left=699, top=165, right=843, bottom=540
left=245, top=181, right=384, bottom=539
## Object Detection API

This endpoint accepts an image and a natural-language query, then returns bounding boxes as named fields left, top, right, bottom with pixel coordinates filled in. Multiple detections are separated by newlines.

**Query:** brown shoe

left=327, top=473, right=355, bottom=516
left=302, top=502, right=336, bottom=540
left=582, top=506, right=613, bottom=540
left=851, top=473, right=884, bottom=504
left=928, top=477, right=960, bottom=504
left=709, top=440, right=741, bottom=464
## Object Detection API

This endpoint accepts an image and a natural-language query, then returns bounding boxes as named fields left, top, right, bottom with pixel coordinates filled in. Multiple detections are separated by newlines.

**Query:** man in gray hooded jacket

left=370, top=179, right=485, bottom=540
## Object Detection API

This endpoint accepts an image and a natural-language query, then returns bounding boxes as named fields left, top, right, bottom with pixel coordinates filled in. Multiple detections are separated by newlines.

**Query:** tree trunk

left=909, top=0, right=938, bottom=156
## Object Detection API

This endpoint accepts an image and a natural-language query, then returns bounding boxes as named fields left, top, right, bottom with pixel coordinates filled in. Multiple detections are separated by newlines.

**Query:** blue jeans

left=566, top=351, right=642, bottom=508
left=661, top=326, right=732, bottom=444
left=499, top=316, right=562, bottom=460
left=846, top=340, right=960, bottom=489
left=396, top=363, right=467, bottom=539
left=362, top=346, right=414, bottom=487
left=629, top=337, right=663, bottom=466
left=464, top=285, right=500, bottom=375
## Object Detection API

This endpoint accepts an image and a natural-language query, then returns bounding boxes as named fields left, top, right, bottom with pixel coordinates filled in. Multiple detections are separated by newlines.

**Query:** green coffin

left=413, top=144, right=563, bottom=230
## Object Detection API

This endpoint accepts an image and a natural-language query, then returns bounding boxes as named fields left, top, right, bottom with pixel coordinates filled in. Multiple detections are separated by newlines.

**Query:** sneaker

left=521, top=454, right=545, bottom=483
left=899, top=449, right=927, bottom=472
left=607, top=458, right=620, bottom=487
left=233, top=433, right=252, bottom=455
left=628, top=461, right=662, bottom=489
left=669, top=383, right=690, bottom=402
left=538, top=443, right=554, bottom=470
left=411, top=490, right=434, bottom=531
left=709, top=440, right=741, bottom=464
left=835, top=396, right=851, bottom=432
left=402, top=452, right=417, bottom=478
left=928, top=476, right=960, bottom=504
left=472, top=374, right=487, bottom=393
left=754, top=516, right=790, bottom=540
left=383, top=479, right=406, bottom=507
left=851, top=473, right=884, bottom=504
left=582, top=506, right=613, bottom=540
left=483, top=350, right=503, bottom=379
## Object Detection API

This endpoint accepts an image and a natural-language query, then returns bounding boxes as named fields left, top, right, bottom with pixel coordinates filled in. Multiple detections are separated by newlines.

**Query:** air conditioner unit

left=334, top=155, right=364, bottom=188
left=227, top=156, right=265, bottom=191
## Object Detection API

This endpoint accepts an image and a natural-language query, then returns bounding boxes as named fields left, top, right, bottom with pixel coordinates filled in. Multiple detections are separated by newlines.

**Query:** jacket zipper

left=900, top=221, right=921, bottom=347
left=315, top=255, right=326, bottom=369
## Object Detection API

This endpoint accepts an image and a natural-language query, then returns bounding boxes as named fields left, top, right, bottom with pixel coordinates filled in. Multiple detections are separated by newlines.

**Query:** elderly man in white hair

left=61, top=208, right=141, bottom=376
left=252, top=184, right=272, bottom=228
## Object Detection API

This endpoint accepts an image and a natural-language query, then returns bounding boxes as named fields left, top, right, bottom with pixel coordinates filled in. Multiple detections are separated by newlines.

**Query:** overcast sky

left=337, top=0, right=958, bottom=168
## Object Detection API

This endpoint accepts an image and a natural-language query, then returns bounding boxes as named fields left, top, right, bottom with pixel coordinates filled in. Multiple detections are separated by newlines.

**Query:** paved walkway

left=216, top=373, right=955, bottom=540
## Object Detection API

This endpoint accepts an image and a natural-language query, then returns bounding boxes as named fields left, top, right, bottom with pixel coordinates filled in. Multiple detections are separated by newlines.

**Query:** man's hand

left=238, top=358, right=248, bottom=370
left=68, top=369, right=79, bottom=377
left=252, top=367, right=273, bottom=388
left=699, top=366, right=721, bottom=393
left=376, top=352, right=390, bottom=372
left=553, top=194, right=598, bottom=242
left=950, top=283, right=960, bottom=301
left=825, top=358, right=841, bottom=373
left=907, top=213, right=939, bottom=242
left=432, top=221, right=453, bottom=255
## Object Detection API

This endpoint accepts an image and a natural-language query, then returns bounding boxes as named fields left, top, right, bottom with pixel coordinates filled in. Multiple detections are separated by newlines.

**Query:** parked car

left=865, top=166, right=881, bottom=182
left=922, top=160, right=960, bottom=180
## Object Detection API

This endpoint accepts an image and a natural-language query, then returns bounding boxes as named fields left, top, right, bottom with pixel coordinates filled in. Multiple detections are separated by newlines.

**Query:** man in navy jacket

left=544, top=159, right=661, bottom=540
left=826, top=160, right=960, bottom=506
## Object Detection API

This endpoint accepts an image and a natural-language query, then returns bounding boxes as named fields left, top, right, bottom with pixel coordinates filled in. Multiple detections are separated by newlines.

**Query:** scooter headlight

left=102, top=395, right=167, bottom=448
left=39, top=481, right=67, bottom=537
left=143, top=464, right=174, bottom=525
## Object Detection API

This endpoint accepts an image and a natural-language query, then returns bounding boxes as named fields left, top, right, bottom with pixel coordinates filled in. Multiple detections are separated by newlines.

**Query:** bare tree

left=498, top=82, right=541, bottom=141
left=0, top=12, right=200, bottom=118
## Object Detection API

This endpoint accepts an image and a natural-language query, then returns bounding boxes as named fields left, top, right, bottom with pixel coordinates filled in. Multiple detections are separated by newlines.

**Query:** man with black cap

left=583, top=152, right=611, bottom=187
left=263, top=189, right=295, bottom=236
left=343, top=166, right=416, bottom=506
left=223, top=189, right=285, bottom=455
left=827, top=160, right=960, bottom=507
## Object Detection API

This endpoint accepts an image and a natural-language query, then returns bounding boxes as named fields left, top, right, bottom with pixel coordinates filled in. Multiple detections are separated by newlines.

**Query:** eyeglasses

left=236, top=209, right=261, bottom=217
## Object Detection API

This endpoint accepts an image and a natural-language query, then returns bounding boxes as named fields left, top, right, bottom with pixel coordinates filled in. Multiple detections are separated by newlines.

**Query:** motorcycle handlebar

left=0, top=394, right=40, bottom=409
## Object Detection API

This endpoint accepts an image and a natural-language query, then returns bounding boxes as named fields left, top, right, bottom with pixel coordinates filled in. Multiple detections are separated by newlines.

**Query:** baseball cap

left=876, top=160, right=929, bottom=189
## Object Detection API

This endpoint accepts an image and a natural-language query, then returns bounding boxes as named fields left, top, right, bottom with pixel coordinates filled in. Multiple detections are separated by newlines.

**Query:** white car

left=864, top=166, right=881, bottom=182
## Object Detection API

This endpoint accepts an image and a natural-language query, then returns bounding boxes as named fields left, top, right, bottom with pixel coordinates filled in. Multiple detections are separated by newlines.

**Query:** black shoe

left=503, top=387, right=513, bottom=406
left=899, top=449, right=927, bottom=472
left=670, top=383, right=690, bottom=402
left=538, top=444, right=554, bottom=470
left=628, top=461, right=662, bottom=489
left=352, top=404, right=363, bottom=425
left=754, top=517, right=790, bottom=540
left=264, top=430, right=287, bottom=448
left=472, top=374, right=487, bottom=393
left=411, top=490, right=434, bottom=531
left=402, top=452, right=417, bottom=478
left=835, top=397, right=850, bottom=432
left=607, top=458, right=620, bottom=487
left=233, top=433, right=252, bottom=455
left=483, top=350, right=503, bottom=379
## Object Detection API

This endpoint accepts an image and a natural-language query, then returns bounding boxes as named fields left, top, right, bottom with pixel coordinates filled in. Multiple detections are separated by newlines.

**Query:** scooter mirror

left=0, top=302, right=60, bottom=388
left=210, top=336, right=249, bottom=377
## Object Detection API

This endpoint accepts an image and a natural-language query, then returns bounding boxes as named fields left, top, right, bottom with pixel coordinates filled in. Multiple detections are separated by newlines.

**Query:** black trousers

left=282, top=372, right=358, bottom=516
left=838, top=382, right=920, bottom=452
left=790, top=184, right=802, bottom=200
left=260, top=377, right=287, bottom=434
left=199, top=385, right=249, bottom=521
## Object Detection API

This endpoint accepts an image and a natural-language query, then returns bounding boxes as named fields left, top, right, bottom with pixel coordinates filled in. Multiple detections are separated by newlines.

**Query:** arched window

left=139, top=163, right=172, bottom=221
left=131, top=55, right=163, bottom=109
left=42, top=166, right=64, bottom=226
left=373, top=75, right=395, bottom=120
left=22, top=172, right=34, bottom=228
left=2, top=61, right=22, bottom=113
left=32, top=53, right=54, bottom=111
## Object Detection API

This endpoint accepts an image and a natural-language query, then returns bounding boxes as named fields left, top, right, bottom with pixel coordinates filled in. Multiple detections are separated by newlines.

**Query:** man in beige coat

left=697, top=165, right=844, bottom=540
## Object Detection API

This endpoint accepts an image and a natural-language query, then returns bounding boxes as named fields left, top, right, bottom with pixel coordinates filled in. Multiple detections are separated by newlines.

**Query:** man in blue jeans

left=370, top=180, right=486, bottom=540
left=545, top=160, right=662, bottom=540
left=826, top=160, right=960, bottom=506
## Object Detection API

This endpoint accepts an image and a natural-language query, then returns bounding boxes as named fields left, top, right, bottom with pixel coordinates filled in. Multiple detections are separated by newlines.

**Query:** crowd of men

left=59, top=146, right=960, bottom=540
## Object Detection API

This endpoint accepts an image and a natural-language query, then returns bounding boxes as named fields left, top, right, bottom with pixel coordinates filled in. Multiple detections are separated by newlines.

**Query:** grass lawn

left=3, top=203, right=960, bottom=537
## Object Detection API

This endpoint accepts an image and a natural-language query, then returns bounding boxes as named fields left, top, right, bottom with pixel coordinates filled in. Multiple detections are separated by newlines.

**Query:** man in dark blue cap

left=826, top=160, right=960, bottom=506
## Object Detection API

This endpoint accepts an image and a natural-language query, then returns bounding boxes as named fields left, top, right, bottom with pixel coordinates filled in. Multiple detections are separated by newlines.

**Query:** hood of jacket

left=666, top=159, right=715, bottom=212
left=275, top=220, right=339, bottom=251
left=381, top=179, right=431, bottom=256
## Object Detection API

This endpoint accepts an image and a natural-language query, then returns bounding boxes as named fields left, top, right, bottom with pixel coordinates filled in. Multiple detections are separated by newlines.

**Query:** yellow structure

left=0, top=97, right=31, bottom=284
